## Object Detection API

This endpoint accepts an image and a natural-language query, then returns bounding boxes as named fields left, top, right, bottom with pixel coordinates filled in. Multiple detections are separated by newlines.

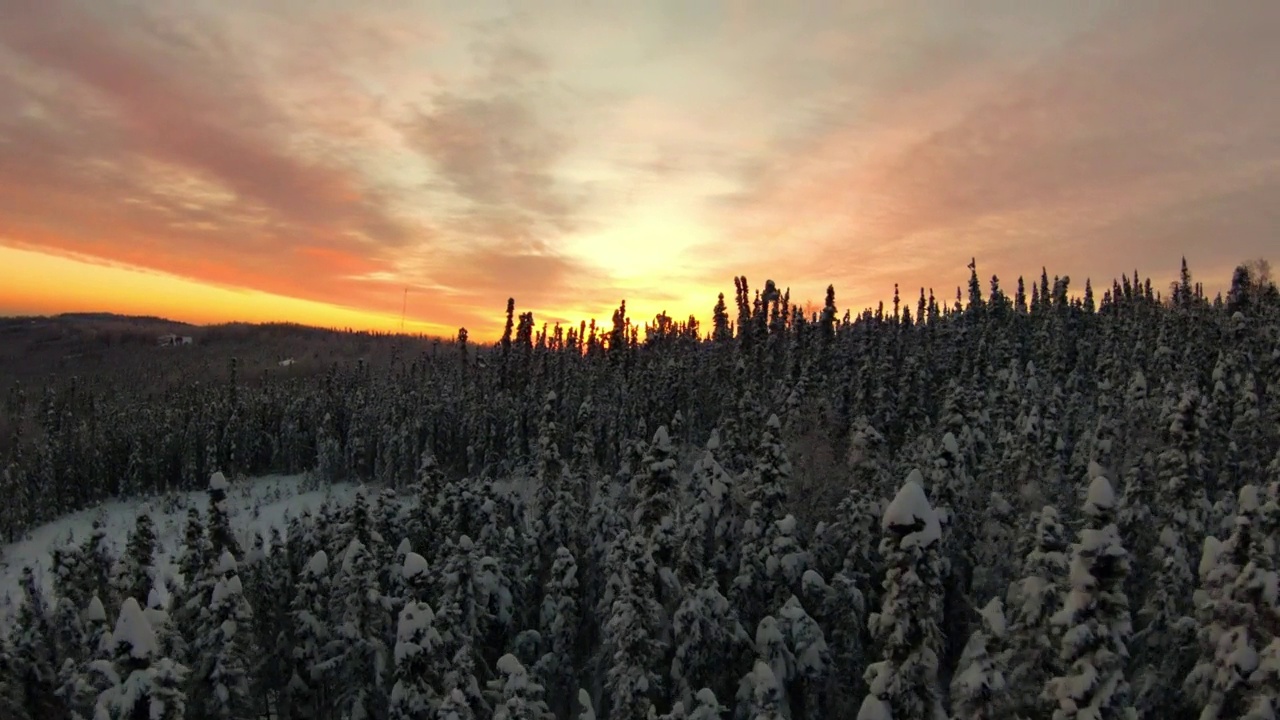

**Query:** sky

left=1, top=0, right=1278, bottom=339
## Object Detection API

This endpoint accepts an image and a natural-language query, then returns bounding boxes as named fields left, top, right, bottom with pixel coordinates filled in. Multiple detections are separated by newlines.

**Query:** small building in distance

left=158, top=334, right=194, bottom=347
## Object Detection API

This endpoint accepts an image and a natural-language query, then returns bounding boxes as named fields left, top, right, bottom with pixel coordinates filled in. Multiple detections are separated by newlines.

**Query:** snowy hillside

left=0, top=474, right=358, bottom=631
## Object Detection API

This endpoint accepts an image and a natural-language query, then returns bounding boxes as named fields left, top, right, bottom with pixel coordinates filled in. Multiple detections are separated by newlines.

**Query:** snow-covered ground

left=0, top=473, right=359, bottom=628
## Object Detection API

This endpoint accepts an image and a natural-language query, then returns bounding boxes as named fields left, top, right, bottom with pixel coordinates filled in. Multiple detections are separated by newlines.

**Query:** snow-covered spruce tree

left=745, top=615, right=795, bottom=717
left=766, top=517, right=811, bottom=616
left=817, top=481, right=877, bottom=711
left=472, top=544, right=517, bottom=672
left=381, top=533, right=411, bottom=595
left=144, top=587, right=179, bottom=679
left=51, top=541, right=95, bottom=625
left=1247, top=637, right=1280, bottom=720
left=412, top=448, right=446, bottom=549
left=601, top=530, right=664, bottom=720
left=1155, top=385, right=1210, bottom=561
left=13, top=565, right=62, bottom=718
left=859, top=476, right=945, bottom=720
left=376, top=491, right=409, bottom=589
left=680, top=429, right=736, bottom=588
left=434, top=536, right=491, bottom=717
left=389, top=600, right=444, bottom=720
left=687, top=688, right=728, bottom=720
left=284, top=509, right=320, bottom=579
left=112, top=511, right=158, bottom=609
left=492, top=654, right=553, bottom=720
left=670, top=577, right=749, bottom=709
left=60, top=595, right=113, bottom=720
left=1262, top=480, right=1280, bottom=582
left=1044, top=472, right=1136, bottom=720
left=633, top=425, right=681, bottom=589
left=733, top=415, right=796, bottom=631
left=0, top=632, right=30, bottom=720
left=1085, top=353, right=1121, bottom=481
left=845, top=416, right=894, bottom=500
left=320, top=537, right=390, bottom=720
left=1210, top=481, right=1240, bottom=542
left=189, top=550, right=255, bottom=720
left=1130, top=389, right=1212, bottom=717
left=809, top=556, right=867, bottom=716
left=1116, top=448, right=1158, bottom=605
left=437, top=687, right=477, bottom=720
left=340, top=488, right=381, bottom=554
left=173, top=516, right=213, bottom=676
left=718, top=362, right=761, bottom=476
left=51, top=592, right=87, bottom=714
left=488, top=513, right=533, bottom=650
left=928, top=433, right=973, bottom=543
left=1186, top=485, right=1278, bottom=720
left=926, top=433, right=977, bottom=684
left=571, top=397, right=598, bottom=483
left=399, top=548, right=432, bottom=607
left=744, top=660, right=786, bottom=720
left=949, top=598, right=1009, bottom=720
left=285, top=550, right=333, bottom=719
left=659, top=699, right=691, bottom=719
left=583, top=456, right=625, bottom=681
left=1116, top=368, right=1152, bottom=495
left=970, top=491, right=1016, bottom=610
left=176, top=508, right=209, bottom=595
left=207, top=472, right=242, bottom=561
left=1226, top=370, right=1262, bottom=492
left=1005, top=505, right=1068, bottom=719
left=534, top=391, right=582, bottom=568
left=80, top=520, right=116, bottom=614
left=92, top=597, right=187, bottom=720
left=534, top=546, right=580, bottom=719
left=998, top=391, right=1046, bottom=513
left=245, top=529, right=292, bottom=718
left=775, top=595, right=831, bottom=719
left=1131, top=523, right=1198, bottom=718
left=432, top=481, right=478, bottom=558
left=1205, top=351, right=1240, bottom=486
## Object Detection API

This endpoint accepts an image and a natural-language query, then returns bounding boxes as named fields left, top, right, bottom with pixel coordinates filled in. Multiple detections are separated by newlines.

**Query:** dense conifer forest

left=1, top=258, right=1279, bottom=719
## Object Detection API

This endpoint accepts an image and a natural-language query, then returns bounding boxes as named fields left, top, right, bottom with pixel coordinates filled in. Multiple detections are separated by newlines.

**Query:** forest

left=1, top=257, right=1278, bottom=720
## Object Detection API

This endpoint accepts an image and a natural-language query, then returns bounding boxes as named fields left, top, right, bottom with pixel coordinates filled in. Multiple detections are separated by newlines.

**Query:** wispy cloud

left=691, top=0, right=1280, bottom=305
left=1, top=0, right=1278, bottom=334
left=0, top=0, right=421, bottom=315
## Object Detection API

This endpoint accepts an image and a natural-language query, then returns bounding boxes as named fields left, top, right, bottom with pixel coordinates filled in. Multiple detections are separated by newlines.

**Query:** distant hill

left=0, top=312, right=455, bottom=389
left=55, top=312, right=193, bottom=325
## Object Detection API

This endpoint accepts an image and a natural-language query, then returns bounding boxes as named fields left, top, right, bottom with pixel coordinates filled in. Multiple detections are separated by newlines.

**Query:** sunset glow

left=0, top=246, right=453, bottom=335
left=2, top=0, right=1277, bottom=339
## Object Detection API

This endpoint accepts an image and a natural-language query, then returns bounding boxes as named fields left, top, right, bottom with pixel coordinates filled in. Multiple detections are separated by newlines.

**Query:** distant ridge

left=55, top=312, right=193, bottom=325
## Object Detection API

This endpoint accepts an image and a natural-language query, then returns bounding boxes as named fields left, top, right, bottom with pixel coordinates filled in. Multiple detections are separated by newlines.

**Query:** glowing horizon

left=1, top=0, right=1276, bottom=339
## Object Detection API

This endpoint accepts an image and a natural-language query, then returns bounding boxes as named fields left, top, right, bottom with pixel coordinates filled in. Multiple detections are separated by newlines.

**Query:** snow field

left=0, top=473, right=359, bottom=633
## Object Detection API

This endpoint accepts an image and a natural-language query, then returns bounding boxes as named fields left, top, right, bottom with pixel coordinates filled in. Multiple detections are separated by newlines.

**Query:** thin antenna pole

left=401, top=287, right=408, bottom=331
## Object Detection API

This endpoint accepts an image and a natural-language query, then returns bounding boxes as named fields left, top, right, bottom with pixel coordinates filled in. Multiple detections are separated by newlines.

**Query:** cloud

left=0, top=0, right=440, bottom=320
left=0, top=0, right=391, bottom=232
left=696, top=0, right=1280, bottom=306
left=402, top=23, right=601, bottom=249
left=409, top=91, right=577, bottom=241
left=3, top=0, right=1279, bottom=335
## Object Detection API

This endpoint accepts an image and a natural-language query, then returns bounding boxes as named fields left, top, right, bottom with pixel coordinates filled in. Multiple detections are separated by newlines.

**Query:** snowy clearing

left=0, top=473, right=358, bottom=630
